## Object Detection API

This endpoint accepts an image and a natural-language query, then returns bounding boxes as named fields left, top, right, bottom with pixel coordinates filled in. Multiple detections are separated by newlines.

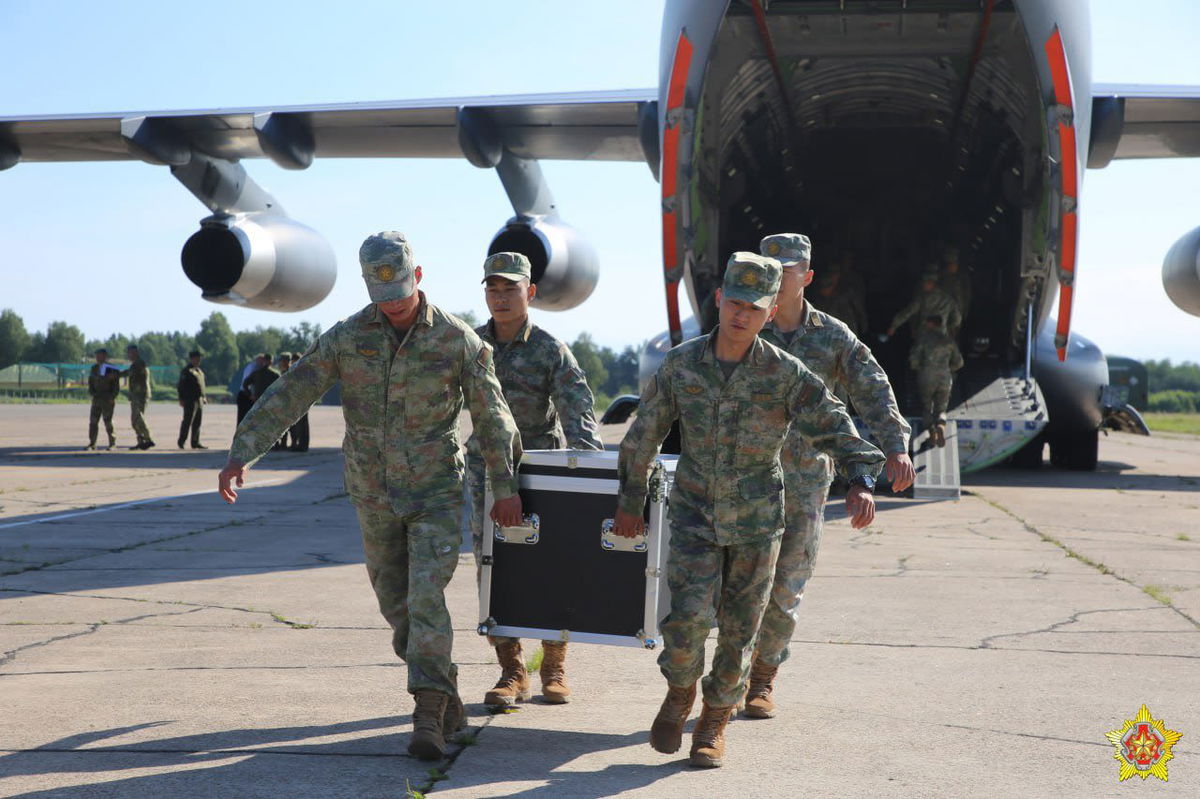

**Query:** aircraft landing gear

left=1048, top=429, right=1099, bottom=471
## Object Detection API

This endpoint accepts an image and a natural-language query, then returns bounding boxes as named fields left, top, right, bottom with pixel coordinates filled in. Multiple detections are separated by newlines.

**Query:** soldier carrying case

left=479, top=449, right=676, bottom=649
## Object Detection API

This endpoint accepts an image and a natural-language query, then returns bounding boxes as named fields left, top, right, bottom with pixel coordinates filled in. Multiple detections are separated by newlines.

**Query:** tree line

left=0, top=307, right=642, bottom=403
left=0, top=308, right=321, bottom=387
left=1145, top=359, right=1200, bottom=413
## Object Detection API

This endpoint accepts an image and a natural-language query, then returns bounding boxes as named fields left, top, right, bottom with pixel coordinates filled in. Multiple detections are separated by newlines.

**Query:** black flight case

left=479, top=449, right=676, bottom=649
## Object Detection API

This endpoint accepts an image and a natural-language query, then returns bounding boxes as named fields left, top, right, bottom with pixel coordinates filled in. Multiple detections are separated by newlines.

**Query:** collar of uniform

left=801, top=300, right=824, bottom=328
left=483, top=317, right=532, bottom=345
left=698, top=327, right=766, bottom=366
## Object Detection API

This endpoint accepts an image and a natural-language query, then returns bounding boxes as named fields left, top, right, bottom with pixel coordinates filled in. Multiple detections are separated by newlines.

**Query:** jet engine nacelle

left=487, top=215, right=598, bottom=311
left=181, top=212, right=336, bottom=312
left=1163, top=225, right=1200, bottom=317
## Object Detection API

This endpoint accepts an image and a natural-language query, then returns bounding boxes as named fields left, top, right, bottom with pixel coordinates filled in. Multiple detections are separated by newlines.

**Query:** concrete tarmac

left=0, top=403, right=1196, bottom=797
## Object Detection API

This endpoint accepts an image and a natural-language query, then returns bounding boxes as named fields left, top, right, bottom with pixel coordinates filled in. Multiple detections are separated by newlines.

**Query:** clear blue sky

left=1, top=0, right=1198, bottom=362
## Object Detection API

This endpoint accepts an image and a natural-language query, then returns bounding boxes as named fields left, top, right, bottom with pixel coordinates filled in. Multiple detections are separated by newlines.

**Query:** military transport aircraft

left=3, top=0, right=1199, bottom=473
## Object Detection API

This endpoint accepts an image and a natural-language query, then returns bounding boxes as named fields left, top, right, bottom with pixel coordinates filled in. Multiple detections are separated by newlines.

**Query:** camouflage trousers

left=129, top=393, right=152, bottom=444
left=659, top=518, right=782, bottom=707
left=88, top=396, right=116, bottom=445
left=755, top=481, right=829, bottom=667
left=356, top=503, right=462, bottom=696
left=465, top=452, right=553, bottom=648
left=917, top=371, right=953, bottom=430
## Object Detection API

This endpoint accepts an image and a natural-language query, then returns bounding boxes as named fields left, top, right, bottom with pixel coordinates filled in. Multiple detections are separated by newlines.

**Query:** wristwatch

left=849, top=474, right=876, bottom=492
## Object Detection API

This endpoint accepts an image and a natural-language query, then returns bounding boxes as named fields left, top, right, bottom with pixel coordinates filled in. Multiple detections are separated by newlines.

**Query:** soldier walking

left=123, top=344, right=155, bottom=450
left=612, top=253, right=884, bottom=768
left=940, top=245, right=972, bottom=329
left=887, top=265, right=962, bottom=338
left=910, top=315, right=964, bottom=446
left=218, top=232, right=523, bottom=761
left=177, top=351, right=208, bottom=449
left=86, top=348, right=120, bottom=450
left=751, top=233, right=914, bottom=719
left=465, top=252, right=604, bottom=708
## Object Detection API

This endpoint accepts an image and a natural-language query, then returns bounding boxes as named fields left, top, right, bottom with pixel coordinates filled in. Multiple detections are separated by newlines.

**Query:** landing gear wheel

left=1049, top=429, right=1098, bottom=471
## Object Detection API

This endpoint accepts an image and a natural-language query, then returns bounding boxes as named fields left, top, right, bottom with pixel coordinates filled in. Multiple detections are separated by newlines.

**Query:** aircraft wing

left=0, top=89, right=657, bottom=168
left=1089, top=83, right=1200, bottom=167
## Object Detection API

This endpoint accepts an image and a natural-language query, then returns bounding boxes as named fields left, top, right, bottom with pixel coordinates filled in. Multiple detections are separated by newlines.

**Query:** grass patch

left=1178, top=533, right=1192, bottom=542
left=525, top=645, right=544, bottom=673
left=1144, top=413, right=1200, bottom=436
left=1143, top=584, right=1183, bottom=605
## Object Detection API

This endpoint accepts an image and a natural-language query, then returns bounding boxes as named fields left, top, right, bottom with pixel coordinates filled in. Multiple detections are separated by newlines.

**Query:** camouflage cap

left=922, top=263, right=941, bottom=281
left=481, top=251, right=532, bottom=283
left=359, top=231, right=416, bottom=302
left=759, top=232, right=812, bottom=266
left=722, top=252, right=782, bottom=309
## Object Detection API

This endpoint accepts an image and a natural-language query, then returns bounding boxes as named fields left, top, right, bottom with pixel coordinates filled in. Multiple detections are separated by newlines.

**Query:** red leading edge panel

left=662, top=30, right=693, bottom=345
left=1045, top=26, right=1078, bottom=362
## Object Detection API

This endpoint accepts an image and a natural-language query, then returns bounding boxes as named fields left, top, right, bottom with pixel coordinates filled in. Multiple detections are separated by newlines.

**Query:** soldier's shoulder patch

left=684, top=384, right=704, bottom=395
left=476, top=344, right=494, bottom=369
left=356, top=347, right=379, bottom=357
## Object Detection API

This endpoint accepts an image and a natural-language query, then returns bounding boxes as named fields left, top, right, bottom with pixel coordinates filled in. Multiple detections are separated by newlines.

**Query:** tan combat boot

left=743, top=658, right=779, bottom=719
left=484, top=640, right=530, bottom=707
left=689, top=701, right=734, bottom=768
left=443, top=674, right=466, bottom=738
left=540, top=641, right=571, bottom=704
left=408, top=690, right=448, bottom=761
left=934, top=422, right=947, bottom=448
left=649, top=683, right=696, bottom=754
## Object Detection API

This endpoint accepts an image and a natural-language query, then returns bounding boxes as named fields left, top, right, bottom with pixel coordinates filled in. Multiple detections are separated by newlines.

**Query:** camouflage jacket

left=467, top=318, right=602, bottom=454
left=125, top=357, right=151, bottom=398
left=230, top=295, right=522, bottom=513
left=618, top=331, right=884, bottom=545
left=177, top=364, right=207, bottom=402
left=762, top=303, right=910, bottom=487
left=909, top=329, right=964, bottom=377
left=890, top=286, right=962, bottom=334
left=88, top=364, right=121, bottom=399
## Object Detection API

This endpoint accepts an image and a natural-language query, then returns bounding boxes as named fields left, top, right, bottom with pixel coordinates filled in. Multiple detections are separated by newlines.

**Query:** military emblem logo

left=1105, top=704, right=1182, bottom=782
left=740, top=269, right=759, bottom=286
left=685, top=385, right=703, bottom=395
left=375, top=264, right=396, bottom=282
left=766, top=242, right=781, bottom=256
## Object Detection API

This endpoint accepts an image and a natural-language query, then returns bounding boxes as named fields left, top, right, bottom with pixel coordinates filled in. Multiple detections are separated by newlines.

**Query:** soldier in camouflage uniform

left=752, top=232, right=914, bottom=720
left=887, top=265, right=962, bottom=337
left=465, top=252, right=603, bottom=708
left=123, top=344, right=155, bottom=450
left=613, top=252, right=884, bottom=768
left=86, top=349, right=120, bottom=450
left=218, top=232, right=523, bottom=761
left=910, top=315, right=964, bottom=447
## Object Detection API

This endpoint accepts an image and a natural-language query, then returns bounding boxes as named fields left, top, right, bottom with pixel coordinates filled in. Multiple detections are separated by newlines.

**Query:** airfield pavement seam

left=969, top=490, right=1200, bottom=630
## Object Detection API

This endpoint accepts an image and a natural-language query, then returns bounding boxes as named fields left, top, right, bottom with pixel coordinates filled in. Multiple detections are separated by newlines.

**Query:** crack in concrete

left=420, top=713, right=496, bottom=795
left=0, top=587, right=319, bottom=638
left=973, top=492, right=1200, bottom=630
left=977, top=607, right=1163, bottom=650
left=794, top=636, right=1200, bottom=660
left=0, top=606, right=206, bottom=671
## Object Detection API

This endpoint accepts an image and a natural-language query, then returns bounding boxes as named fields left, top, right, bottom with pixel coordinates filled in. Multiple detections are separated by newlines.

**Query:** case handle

left=493, top=513, right=540, bottom=545
left=600, top=518, right=648, bottom=553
